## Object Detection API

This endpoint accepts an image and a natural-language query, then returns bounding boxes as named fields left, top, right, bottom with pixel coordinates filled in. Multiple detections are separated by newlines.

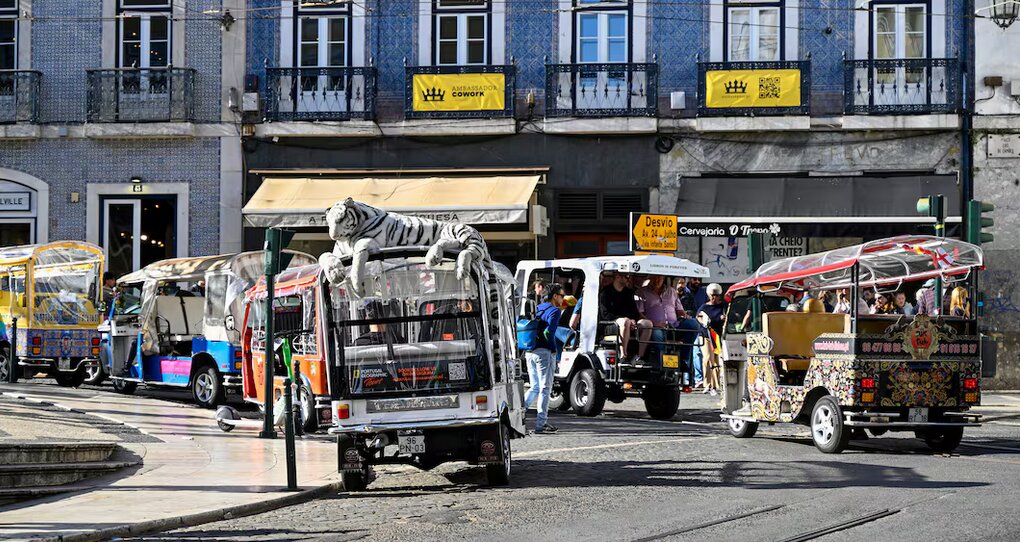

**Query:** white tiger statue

left=318, top=198, right=491, bottom=294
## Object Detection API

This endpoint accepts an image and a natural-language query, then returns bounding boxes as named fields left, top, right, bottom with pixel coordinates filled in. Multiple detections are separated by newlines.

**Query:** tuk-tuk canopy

left=532, top=254, right=710, bottom=278
left=118, top=250, right=315, bottom=285
left=727, top=235, right=983, bottom=295
left=0, top=241, right=104, bottom=270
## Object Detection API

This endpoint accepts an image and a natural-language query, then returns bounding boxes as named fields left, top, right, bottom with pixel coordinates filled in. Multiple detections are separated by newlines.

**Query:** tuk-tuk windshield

left=725, top=294, right=792, bottom=334
left=332, top=257, right=489, bottom=397
left=113, top=284, right=143, bottom=316
left=32, top=262, right=102, bottom=326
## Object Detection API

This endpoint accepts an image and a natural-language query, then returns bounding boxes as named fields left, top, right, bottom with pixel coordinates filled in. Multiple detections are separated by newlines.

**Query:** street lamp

left=984, top=0, right=1020, bottom=28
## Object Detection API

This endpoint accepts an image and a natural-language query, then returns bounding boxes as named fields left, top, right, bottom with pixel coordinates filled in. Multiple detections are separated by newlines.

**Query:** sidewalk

left=0, top=383, right=338, bottom=542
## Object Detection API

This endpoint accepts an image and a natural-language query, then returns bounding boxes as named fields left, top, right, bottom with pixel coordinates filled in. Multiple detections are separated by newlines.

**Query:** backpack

left=516, top=315, right=546, bottom=351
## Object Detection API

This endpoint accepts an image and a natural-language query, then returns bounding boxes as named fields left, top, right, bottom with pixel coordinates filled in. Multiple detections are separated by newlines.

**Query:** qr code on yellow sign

left=759, top=76, right=781, bottom=98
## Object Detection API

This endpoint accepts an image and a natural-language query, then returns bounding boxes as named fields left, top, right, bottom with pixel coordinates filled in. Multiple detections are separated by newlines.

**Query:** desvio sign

left=630, top=213, right=678, bottom=252
left=412, top=72, right=506, bottom=112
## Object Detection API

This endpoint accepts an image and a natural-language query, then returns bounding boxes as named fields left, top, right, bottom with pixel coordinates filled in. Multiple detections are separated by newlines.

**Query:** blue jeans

left=692, top=336, right=704, bottom=384
left=524, top=348, right=554, bottom=429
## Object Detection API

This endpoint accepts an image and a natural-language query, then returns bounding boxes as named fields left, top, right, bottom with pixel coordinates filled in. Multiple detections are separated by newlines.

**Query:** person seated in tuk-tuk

left=354, top=301, right=406, bottom=346
left=426, top=298, right=481, bottom=342
left=832, top=287, right=869, bottom=315
left=950, top=287, right=971, bottom=317
left=599, top=273, right=653, bottom=363
left=870, top=292, right=903, bottom=315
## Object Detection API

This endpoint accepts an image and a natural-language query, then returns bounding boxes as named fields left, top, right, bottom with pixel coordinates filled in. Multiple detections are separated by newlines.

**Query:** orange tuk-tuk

left=241, top=264, right=333, bottom=432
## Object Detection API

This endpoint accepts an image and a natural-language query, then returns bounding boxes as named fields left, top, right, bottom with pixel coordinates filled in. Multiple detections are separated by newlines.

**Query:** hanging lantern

left=990, top=0, right=1020, bottom=29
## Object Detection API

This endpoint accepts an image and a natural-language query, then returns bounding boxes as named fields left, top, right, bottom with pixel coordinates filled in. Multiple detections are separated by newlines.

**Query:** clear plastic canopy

left=0, top=241, right=104, bottom=270
left=727, top=235, right=983, bottom=295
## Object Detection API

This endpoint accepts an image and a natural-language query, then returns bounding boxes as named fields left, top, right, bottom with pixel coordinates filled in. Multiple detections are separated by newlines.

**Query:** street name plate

left=987, top=134, right=1020, bottom=158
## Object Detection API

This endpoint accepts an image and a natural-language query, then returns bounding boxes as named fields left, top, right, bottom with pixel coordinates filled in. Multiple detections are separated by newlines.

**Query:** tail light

left=91, top=337, right=101, bottom=346
left=861, top=378, right=876, bottom=389
left=91, top=347, right=100, bottom=356
left=475, top=395, right=488, bottom=410
left=234, top=349, right=243, bottom=359
left=606, top=352, right=617, bottom=366
left=336, top=403, right=350, bottom=420
left=31, top=337, right=41, bottom=346
left=964, top=378, right=978, bottom=390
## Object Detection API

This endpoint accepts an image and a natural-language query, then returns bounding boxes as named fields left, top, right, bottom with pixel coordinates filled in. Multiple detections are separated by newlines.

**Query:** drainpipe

left=961, top=0, right=975, bottom=219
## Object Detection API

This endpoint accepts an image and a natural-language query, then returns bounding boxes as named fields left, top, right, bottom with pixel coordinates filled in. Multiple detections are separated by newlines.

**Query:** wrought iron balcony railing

left=844, top=58, right=960, bottom=115
left=545, top=63, right=658, bottom=117
left=265, top=66, right=377, bottom=122
left=404, top=65, right=515, bottom=119
left=86, top=67, right=195, bottom=123
left=697, top=60, right=811, bottom=117
left=0, top=70, right=41, bottom=124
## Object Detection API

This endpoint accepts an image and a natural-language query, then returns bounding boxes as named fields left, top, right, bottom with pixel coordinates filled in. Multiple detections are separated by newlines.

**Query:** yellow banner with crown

left=411, top=73, right=506, bottom=112
left=704, top=69, right=802, bottom=108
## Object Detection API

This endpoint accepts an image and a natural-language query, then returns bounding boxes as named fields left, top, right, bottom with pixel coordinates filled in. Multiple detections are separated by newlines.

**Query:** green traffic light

left=916, top=197, right=931, bottom=215
left=967, top=200, right=994, bottom=245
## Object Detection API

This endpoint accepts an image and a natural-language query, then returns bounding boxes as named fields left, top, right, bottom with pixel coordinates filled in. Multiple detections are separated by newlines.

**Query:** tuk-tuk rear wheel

left=340, top=470, right=368, bottom=492
left=0, top=346, right=15, bottom=383
left=727, top=417, right=759, bottom=438
left=53, top=370, right=85, bottom=388
left=485, top=422, right=512, bottom=486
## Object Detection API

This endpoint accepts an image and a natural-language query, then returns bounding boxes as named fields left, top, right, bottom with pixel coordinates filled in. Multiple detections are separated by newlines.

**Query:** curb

left=35, top=481, right=342, bottom=542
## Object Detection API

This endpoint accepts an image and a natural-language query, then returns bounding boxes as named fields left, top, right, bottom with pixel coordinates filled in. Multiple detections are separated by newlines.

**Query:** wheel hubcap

left=0, top=355, right=9, bottom=381
left=85, top=365, right=99, bottom=381
left=729, top=418, right=745, bottom=432
left=196, top=373, right=213, bottom=402
left=502, top=428, right=511, bottom=477
left=813, top=405, right=835, bottom=444
left=576, top=381, right=589, bottom=406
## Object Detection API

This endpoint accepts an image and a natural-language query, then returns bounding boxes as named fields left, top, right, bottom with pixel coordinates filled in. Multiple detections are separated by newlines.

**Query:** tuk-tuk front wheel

left=569, top=369, right=607, bottom=417
left=192, top=365, right=225, bottom=408
left=83, top=362, right=107, bottom=386
left=919, top=427, right=964, bottom=453
left=727, top=417, right=759, bottom=438
left=53, top=370, right=85, bottom=388
left=112, top=379, right=137, bottom=395
left=810, top=396, right=850, bottom=454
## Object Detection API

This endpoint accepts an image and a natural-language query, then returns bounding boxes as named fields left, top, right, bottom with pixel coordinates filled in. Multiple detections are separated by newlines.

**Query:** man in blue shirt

left=523, top=284, right=563, bottom=434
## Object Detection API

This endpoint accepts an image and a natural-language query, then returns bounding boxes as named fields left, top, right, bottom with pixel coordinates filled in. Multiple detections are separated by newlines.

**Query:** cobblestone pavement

left=124, top=392, right=1020, bottom=542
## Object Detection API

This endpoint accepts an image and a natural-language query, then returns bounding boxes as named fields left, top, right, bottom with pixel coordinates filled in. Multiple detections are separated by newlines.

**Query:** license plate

left=398, top=431, right=425, bottom=454
left=662, top=355, right=679, bottom=369
left=908, top=407, right=929, bottom=423
left=58, top=358, right=71, bottom=371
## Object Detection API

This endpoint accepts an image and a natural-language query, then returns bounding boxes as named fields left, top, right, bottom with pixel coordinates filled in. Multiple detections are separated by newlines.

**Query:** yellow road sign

left=631, top=213, right=678, bottom=252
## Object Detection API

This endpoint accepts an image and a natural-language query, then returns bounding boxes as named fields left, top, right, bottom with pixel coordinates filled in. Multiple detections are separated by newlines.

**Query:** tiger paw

left=318, top=253, right=347, bottom=285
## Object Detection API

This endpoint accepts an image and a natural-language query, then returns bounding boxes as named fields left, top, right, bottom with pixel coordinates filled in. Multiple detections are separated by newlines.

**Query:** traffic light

left=967, top=200, right=994, bottom=245
left=916, top=194, right=946, bottom=236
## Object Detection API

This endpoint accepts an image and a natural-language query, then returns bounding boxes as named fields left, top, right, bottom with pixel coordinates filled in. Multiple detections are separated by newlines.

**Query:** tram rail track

left=775, top=509, right=901, bottom=542
left=630, top=505, right=785, bottom=542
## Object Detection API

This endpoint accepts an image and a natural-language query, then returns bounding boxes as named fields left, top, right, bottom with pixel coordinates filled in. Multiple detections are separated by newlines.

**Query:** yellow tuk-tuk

left=721, top=235, right=985, bottom=454
left=0, top=242, right=105, bottom=386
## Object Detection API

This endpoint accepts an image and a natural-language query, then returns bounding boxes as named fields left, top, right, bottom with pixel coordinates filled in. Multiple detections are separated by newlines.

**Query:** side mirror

left=225, top=315, right=235, bottom=331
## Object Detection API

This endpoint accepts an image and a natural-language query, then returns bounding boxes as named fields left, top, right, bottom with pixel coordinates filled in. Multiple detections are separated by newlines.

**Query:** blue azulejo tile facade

left=0, top=138, right=222, bottom=258
left=245, top=0, right=970, bottom=117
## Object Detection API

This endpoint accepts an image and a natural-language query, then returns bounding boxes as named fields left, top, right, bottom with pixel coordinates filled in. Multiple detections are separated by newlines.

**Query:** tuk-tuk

left=721, top=235, right=985, bottom=454
left=241, top=264, right=333, bottom=433
left=0, top=242, right=104, bottom=386
left=328, top=247, right=525, bottom=491
left=102, top=250, right=314, bottom=407
left=516, top=255, right=710, bottom=419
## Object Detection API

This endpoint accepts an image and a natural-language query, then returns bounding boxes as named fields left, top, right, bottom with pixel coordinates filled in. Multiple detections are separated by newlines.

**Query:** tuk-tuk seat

left=155, top=295, right=205, bottom=340
left=762, top=312, right=850, bottom=373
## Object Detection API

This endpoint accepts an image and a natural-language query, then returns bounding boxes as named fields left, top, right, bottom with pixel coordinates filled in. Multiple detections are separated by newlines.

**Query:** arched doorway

left=0, top=168, right=49, bottom=246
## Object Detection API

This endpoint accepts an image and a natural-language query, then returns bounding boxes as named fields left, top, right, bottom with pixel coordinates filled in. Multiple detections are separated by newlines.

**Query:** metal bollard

left=293, top=359, right=304, bottom=437
left=283, top=377, right=298, bottom=491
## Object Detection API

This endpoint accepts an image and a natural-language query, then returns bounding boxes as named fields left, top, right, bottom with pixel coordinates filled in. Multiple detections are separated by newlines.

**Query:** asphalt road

left=112, top=389, right=1020, bottom=542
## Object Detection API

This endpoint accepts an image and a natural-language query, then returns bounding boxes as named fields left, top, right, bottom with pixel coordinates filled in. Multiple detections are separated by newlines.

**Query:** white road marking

left=517, top=435, right=722, bottom=457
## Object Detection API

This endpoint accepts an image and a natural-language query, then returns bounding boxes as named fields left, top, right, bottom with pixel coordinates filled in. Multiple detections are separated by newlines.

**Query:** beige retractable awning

left=243, top=175, right=542, bottom=229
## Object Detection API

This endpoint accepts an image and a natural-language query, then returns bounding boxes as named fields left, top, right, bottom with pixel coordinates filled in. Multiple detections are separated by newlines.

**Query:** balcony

left=405, top=65, right=515, bottom=119
left=545, top=63, right=657, bottom=117
left=844, top=58, right=960, bottom=115
left=86, top=68, right=195, bottom=123
left=697, top=60, right=811, bottom=117
left=264, top=67, right=377, bottom=122
left=0, top=70, right=41, bottom=124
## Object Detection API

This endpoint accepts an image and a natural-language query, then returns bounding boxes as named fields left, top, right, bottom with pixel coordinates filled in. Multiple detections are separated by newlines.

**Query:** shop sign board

left=630, top=213, right=678, bottom=252
left=0, top=192, right=31, bottom=212
left=767, top=235, right=808, bottom=260
left=411, top=72, right=506, bottom=112
left=704, top=69, right=801, bottom=109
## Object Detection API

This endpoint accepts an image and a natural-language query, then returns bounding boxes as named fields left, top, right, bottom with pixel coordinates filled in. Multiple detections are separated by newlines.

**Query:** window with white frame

left=727, top=3, right=781, bottom=62
left=434, top=0, right=489, bottom=65
left=118, top=0, right=171, bottom=69
left=0, top=0, right=17, bottom=70
left=296, top=0, right=350, bottom=69
left=575, top=0, right=629, bottom=64
left=873, top=3, right=926, bottom=85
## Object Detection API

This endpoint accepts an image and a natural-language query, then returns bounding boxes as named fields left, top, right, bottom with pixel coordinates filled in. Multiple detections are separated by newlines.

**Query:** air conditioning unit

left=670, top=91, right=686, bottom=110
left=1010, top=80, right=1020, bottom=97
left=242, top=92, right=261, bottom=113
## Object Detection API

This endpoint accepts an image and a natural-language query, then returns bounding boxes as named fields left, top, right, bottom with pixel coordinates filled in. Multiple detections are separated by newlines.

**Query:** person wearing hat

left=696, top=283, right=727, bottom=338
left=915, top=278, right=939, bottom=316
